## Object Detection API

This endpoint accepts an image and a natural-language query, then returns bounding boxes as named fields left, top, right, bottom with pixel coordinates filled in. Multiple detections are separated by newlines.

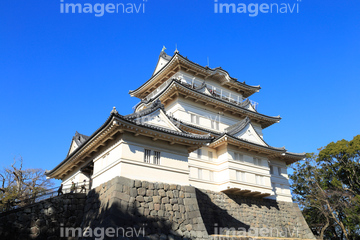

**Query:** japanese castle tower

left=46, top=49, right=304, bottom=202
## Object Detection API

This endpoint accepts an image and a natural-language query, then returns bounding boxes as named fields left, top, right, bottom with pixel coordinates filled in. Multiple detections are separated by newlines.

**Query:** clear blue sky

left=1, top=0, right=359, bottom=173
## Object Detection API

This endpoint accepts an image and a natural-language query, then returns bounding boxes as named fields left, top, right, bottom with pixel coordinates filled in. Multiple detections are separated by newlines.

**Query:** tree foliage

left=0, top=157, right=53, bottom=212
left=290, top=135, right=360, bottom=240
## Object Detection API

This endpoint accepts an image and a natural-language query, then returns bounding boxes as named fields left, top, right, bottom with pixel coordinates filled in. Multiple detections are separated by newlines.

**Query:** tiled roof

left=136, top=79, right=280, bottom=126
left=130, top=52, right=260, bottom=97
left=125, top=99, right=165, bottom=120
left=225, top=117, right=251, bottom=135
left=73, top=131, right=90, bottom=146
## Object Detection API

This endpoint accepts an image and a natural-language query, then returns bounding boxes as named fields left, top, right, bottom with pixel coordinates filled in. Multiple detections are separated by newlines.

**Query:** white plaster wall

left=92, top=133, right=190, bottom=187
left=267, top=159, right=292, bottom=202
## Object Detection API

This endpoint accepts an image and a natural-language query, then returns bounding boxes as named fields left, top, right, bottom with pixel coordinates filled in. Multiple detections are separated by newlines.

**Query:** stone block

left=116, top=176, right=135, bottom=188
left=148, top=202, right=154, bottom=210
left=158, top=189, right=166, bottom=197
left=129, top=188, right=138, bottom=197
left=137, top=188, right=146, bottom=196
left=185, top=224, right=192, bottom=231
left=136, top=196, right=144, bottom=202
left=166, top=191, right=174, bottom=198
left=183, top=198, right=197, bottom=206
left=172, top=190, right=179, bottom=198
left=144, top=197, right=152, bottom=202
left=142, top=181, right=149, bottom=188
left=184, top=186, right=195, bottom=193
left=173, top=204, right=179, bottom=211
left=158, top=210, right=164, bottom=217
left=165, top=204, right=173, bottom=211
left=115, top=192, right=130, bottom=202
left=153, top=196, right=161, bottom=204
left=170, top=199, right=178, bottom=204
left=144, top=208, right=150, bottom=216
left=180, top=205, right=185, bottom=213
left=134, top=180, right=142, bottom=188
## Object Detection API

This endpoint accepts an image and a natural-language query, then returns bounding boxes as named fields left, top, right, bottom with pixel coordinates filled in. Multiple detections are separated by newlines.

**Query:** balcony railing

left=174, top=73, right=259, bottom=110
left=142, top=73, right=259, bottom=111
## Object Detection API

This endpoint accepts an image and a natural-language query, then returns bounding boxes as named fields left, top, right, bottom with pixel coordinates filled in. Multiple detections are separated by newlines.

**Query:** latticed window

left=208, top=151, right=213, bottom=161
left=236, top=171, right=246, bottom=182
left=144, top=149, right=151, bottom=163
left=253, top=157, right=262, bottom=166
left=255, top=174, right=264, bottom=185
left=270, top=165, right=274, bottom=174
left=198, top=169, right=203, bottom=179
left=153, top=151, right=161, bottom=165
left=191, top=114, right=199, bottom=124
left=197, top=149, right=202, bottom=159
left=211, top=120, right=220, bottom=130
left=234, top=152, right=244, bottom=162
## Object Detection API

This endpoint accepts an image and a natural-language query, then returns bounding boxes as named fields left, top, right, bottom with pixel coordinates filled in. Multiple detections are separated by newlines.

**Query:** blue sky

left=1, top=0, right=359, bottom=173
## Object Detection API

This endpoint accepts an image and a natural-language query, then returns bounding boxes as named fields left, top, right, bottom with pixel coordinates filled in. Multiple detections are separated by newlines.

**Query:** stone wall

left=81, top=176, right=208, bottom=239
left=81, top=177, right=315, bottom=240
left=0, top=177, right=315, bottom=240
left=0, top=193, right=86, bottom=240
left=196, top=189, right=315, bottom=239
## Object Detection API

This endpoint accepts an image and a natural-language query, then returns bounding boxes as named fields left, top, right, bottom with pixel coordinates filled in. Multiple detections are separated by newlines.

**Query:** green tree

left=290, top=135, right=360, bottom=240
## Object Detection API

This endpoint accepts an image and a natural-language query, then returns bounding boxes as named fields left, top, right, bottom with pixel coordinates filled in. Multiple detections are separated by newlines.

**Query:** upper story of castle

left=129, top=49, right=281, bottom=137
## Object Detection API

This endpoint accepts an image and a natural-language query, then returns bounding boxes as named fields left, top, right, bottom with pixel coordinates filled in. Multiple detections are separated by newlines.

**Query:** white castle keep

left=46, top=49, right=304, bottom=202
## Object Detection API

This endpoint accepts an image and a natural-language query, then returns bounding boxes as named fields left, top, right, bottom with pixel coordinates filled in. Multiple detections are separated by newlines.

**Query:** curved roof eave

left=210, top=134, right=304, bottom=163
left=129, top=52, right=261, bottom=97
left=46, top=111, right=214, bottom=178
left=45, top=113, right=115, bottom=177
left=129, top=53, right=178, bottom=96
left=141, top=79, right=281, bottom=126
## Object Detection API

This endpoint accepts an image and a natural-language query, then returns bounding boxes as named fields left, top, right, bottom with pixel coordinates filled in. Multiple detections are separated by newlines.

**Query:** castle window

left=191, top=114, right=199, bottom=124
left=278, top=167, right=282, bottom=175
left=144, top=149, right=151, bottom=163
left=236, top=171, right=246, bottom=182
left=255, top=175, right=264, bottom=185
left=153, top=151, right=161, bottom=165
left=234, top=152, right=244, bottom=162
left=144, top=149, right=160, bottom=165
left=211, top=120, right=220, bottom=130
left=253, top=157, right=262, bottom=166
left=198, top=169, right=203, bottom=179
left=197, top=149, right=202, bottom=159
left=208, top=151, right=213, bottom=161
left=270, top=165, right=274, bottom=174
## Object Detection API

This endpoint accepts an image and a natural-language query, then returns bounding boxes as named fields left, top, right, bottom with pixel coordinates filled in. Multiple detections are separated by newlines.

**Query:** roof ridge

left=138, top=79, right=280, bottom=125
left=125, top=99, right=165, bottom=120
left=225, top=117, right=251, bottom=135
